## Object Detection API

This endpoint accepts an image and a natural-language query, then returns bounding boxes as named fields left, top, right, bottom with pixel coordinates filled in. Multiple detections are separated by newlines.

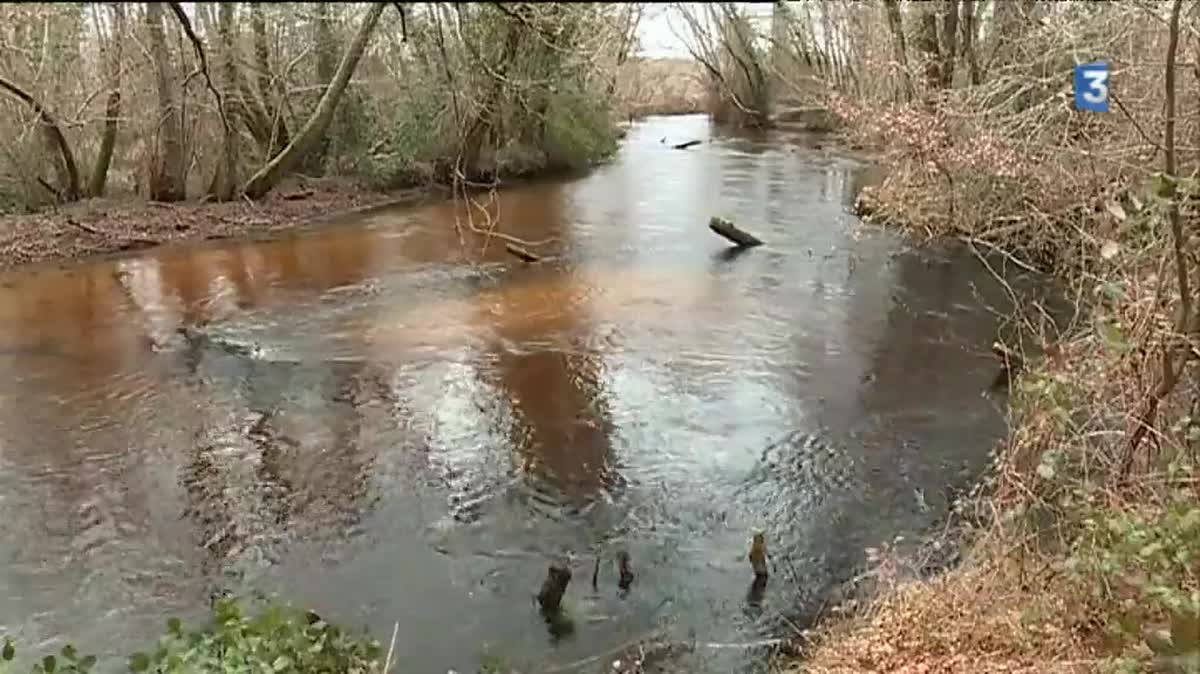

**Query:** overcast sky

left=636, top=3, right=774, bottom=59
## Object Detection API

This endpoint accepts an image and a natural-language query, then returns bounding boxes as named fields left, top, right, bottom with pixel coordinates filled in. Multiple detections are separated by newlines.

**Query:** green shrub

left=2, top=597, right=382, bottom=674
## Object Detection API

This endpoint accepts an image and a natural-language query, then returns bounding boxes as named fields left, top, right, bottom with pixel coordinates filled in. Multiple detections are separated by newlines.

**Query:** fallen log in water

left=672, top=139, right=702, bottom=150
left=537, top=561, right=572, bottom=614
left=709, top=217, right=764, bottom=248
left=505, top=243, right=542, bottom=263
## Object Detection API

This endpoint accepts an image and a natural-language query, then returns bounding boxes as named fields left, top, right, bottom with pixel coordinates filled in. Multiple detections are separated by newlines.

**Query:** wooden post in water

left=749, top=531, right=769, bottom=579
left=617, top=550, right=635, bottom=591
left=537, top=561, right=572, bottom=614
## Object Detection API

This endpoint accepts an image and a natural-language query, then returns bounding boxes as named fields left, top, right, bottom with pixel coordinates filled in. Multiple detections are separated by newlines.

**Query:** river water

left=0, top=115, right=1035, bottom=672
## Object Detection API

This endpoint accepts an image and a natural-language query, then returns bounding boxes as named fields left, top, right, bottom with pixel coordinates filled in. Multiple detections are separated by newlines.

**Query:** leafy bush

left=541, top=84, right=619, bottom=171
left=1, top=598, right=382, bottom=674
left=1068, top=481, right=1200, bottom=670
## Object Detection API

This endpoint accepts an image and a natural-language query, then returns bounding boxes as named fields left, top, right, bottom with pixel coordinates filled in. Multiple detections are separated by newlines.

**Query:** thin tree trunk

left=961, top=0, right=981, bottom=85
left=145, top=1, right=186, bottom=202
left=242, top=3, right=385, bottom=199
left=215, top=2, right=238, bottom=201
left=0, top=75, right=81, bottom=201
left=882, top=0, right=913, bottom=101
left=89, top=2, right=124, bottom=197
left=251, top=4, right=289, bottom=157
left=308, top=1, right=337, bottom=173
left=915, top=2, right=942, bottom=91
left=938, top=0, right=960, bottom=88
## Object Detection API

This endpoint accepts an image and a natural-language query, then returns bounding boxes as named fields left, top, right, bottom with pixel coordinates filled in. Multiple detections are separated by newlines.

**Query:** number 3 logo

left=1081, top=69, right=1108, bottom=104
left=1074, top=61, right=1110, bottom=112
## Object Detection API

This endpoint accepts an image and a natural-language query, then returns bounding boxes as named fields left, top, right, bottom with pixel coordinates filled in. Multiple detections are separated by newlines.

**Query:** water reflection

left=0, top=114, right=1054, bottom=673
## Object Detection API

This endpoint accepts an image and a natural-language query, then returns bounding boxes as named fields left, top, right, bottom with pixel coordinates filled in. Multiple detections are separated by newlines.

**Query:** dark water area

left=0, top=115, right=1048, bottom=672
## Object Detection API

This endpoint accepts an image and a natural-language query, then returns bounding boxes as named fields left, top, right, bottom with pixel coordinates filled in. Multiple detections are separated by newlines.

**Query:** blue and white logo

left=1074, top=61, right=1110, bottom=113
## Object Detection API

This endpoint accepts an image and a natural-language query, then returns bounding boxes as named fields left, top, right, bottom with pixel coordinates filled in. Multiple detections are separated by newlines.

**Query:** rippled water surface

left=0, top=115, right=1039, bottom=672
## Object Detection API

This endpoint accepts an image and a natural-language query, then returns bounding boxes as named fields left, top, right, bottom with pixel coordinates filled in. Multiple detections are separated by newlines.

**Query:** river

left=0, top=114, right=1038, bottom=672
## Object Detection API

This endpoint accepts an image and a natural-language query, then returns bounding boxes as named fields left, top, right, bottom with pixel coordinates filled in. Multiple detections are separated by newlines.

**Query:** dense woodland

left=2, top=1, right=1200, bottom=672
left=0, top=3, right=658, bottom=212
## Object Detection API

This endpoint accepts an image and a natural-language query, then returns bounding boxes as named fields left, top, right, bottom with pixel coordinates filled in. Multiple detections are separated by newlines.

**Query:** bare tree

left=215, top=2, right=238, bottom=201
left=88, top=2, right=124, bottom=197
left=938, top=1, right=960, bottom=88
left=960, top=0, right=981, bottom=85
left=145, top=1, right=186, bottom=202
left=242, top=3, right=386, bottom=199
left=0, top=74, right=81, bottom=201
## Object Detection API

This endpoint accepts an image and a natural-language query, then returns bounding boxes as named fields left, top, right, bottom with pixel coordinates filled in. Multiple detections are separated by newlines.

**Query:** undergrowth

left=790, top=3, right=1200, bottom=673
left=0, top=598, right=382, bottom=674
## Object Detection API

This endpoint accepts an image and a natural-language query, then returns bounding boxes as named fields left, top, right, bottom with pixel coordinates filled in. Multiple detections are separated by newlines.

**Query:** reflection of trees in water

left=467, top=183, right=620, bottom=505
left=855, top=246, right=1014, bottom=415
left=489, top=344, right=616, bottom=499
left=178, top=347, right=392, bottom=585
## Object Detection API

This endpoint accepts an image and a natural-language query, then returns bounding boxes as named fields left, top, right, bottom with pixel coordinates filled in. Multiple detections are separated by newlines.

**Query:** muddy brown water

left=0, top=115, right=1050, bottom=672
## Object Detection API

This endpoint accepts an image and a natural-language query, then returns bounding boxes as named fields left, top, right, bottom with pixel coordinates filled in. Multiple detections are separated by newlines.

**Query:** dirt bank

left=0, top=177, right=440, bottom=273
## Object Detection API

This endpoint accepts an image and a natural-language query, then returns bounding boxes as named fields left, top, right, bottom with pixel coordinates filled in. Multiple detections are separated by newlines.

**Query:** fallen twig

left=382, top=621, right=398, bottom=674
left=506, top=243, right=542, bottom=263
left=64, top=218, right=103, bottom=236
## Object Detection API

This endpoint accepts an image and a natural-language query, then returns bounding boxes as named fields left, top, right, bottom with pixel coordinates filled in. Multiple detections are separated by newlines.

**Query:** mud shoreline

left=0, top=177, right=448, bottom=275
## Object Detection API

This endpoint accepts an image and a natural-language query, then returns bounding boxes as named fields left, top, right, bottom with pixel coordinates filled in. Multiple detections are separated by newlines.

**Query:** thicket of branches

left=0, top=3, right=647, bottom=213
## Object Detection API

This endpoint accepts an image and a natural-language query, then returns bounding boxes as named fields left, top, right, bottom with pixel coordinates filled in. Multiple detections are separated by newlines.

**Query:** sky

left=636, top=3, right=775, bottom=59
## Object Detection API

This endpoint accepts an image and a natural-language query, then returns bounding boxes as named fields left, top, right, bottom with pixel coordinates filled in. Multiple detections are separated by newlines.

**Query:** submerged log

left=749, top=531, right=769, bottom=579
left=505, top=243, right=542, bottom=263
left=537, top=561, right=572, bottom=614
left=709, top=217, right=764, bottom=248
left=617, top=550, right=634, bottom=591
left=672, top=139, right=702, bottom=150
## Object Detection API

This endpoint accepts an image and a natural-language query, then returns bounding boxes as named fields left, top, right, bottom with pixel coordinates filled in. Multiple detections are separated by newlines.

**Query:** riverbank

left=783, top=72, right=1198, bottom=672
left=0, top=113, right=703, bottom=274
left=0, top=176, right=440, bottom=274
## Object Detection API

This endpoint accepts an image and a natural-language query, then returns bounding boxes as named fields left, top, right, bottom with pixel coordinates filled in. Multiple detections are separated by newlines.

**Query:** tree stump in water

left=537, top=561, right=572, bottom=614
left=617, top=550, right=635, bottom=591
left=709, top=217, right=764, bottom=248
left=749, top=531, right=769, bottom=579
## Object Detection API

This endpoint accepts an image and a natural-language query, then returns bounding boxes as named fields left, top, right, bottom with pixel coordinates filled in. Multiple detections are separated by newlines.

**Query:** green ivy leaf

left=78, top=655, right=96, bottom=671
left=60, top=645, right=76, bottom=661
left=166, top=618, right=181, bottom=635
left=42, top=655, right=56, bottom=673
left=271, top=656, right=293, bottom=671
left=1, top=639, right=13, bottom=661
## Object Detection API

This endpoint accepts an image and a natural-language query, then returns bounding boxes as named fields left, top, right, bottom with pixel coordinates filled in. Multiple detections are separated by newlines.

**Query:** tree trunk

left=145, top=1, right=186, bottom=202
left=914, top=2, right=942, bottom=91
left=0, top=75, right=81, bottom=202
left=938, top=1, right=960, bottom=88
left=306, top=1, right=337, bottom=174
left=960, top=0, right=981, bottom=85
left=215, top=2, right=238, bottom=201
left=242, top=3, right=385, bottom=199
left=251, top=4, right=290, bottom=158
left=882, top=0, right=913, bottom=101
left=89, top=2, right=124, bottom=197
